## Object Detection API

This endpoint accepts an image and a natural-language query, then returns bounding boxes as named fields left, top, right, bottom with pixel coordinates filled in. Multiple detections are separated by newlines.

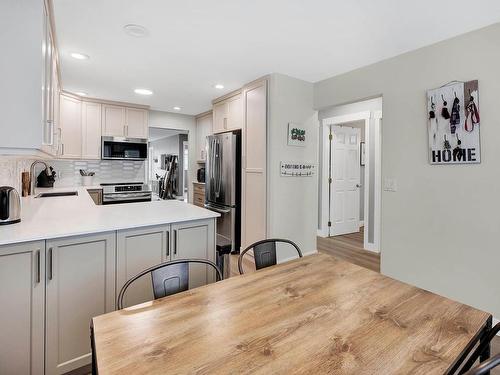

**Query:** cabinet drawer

left=193, top=193, right=205, bottom=207
left=193, top=184, right=205, bottom=195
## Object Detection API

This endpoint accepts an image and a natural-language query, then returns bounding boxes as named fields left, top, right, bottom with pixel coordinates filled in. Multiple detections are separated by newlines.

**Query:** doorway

left=319, top=106, right=382, bottom=252
left=148, top=127, right=189, bottom=201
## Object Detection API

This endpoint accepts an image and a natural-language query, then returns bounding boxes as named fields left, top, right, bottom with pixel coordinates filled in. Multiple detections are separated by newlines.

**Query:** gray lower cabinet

left=117, top=219, right=215, bottom=308
left=171, top=219, right=216, bottom=288
left=0, top=241, right=45, bottom=375
left=116, top=225, right=170, bottom=308
left=45, top=233, right=115, bottom=375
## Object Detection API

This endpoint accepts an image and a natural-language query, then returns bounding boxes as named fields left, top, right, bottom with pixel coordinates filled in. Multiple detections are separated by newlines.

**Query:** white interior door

left=330, top=125, right=361, bottom=236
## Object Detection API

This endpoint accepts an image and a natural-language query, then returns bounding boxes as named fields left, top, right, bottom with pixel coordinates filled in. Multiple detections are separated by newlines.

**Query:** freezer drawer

left=204, top=204, right=239, bottom=253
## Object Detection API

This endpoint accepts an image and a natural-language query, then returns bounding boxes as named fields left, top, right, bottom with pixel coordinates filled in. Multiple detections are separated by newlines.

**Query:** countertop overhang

left=0, top=186, right=219, bottom=246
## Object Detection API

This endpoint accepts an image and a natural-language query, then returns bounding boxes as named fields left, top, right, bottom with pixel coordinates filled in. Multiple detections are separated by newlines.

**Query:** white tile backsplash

left=0, top=156, right=146, bottom=191
left=49, top=159, right=146, bottom=187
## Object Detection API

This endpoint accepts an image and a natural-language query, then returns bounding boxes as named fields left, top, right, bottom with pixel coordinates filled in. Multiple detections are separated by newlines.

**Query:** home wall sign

left=280, top=161, right=316, bottom=177
left=287, top=123, right=306, bottom=147
left=427, top=80, right=480, bottom=164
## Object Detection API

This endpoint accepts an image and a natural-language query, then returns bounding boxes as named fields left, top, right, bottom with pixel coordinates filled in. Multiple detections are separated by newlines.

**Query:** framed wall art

left=427, top=80, right=480, bottom=165
left=287, top=123, right=306, bottom=147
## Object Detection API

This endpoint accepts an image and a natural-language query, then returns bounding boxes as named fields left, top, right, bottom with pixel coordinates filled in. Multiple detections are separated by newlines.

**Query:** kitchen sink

left=36, top=191, right=78, bottom=198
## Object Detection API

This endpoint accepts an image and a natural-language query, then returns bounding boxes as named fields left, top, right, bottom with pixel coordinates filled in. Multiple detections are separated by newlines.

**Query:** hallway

left=317, top=227, right=380, bottom=272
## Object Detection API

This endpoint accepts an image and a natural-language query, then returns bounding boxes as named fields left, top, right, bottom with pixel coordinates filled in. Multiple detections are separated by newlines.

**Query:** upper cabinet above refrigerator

left=213, top=92, right=243, bottom=134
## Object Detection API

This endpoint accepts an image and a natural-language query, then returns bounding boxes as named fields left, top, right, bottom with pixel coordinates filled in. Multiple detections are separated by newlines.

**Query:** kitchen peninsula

left=0, top=187, right=218, bottom=375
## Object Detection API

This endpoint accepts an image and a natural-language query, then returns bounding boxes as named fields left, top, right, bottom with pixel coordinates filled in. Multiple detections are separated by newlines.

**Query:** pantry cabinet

left=45, top=233, right=115, bottom=375
left=0, top=241, right=45, bottom=375
left=242, top=79, right=268, bottom=248
left=102, top=105, right=148, bottom=138
left=59, top=94, right=83, bottom=159
left=116, top=219, right=215, bottom=308
left=213, top=93, right=243, bottom=133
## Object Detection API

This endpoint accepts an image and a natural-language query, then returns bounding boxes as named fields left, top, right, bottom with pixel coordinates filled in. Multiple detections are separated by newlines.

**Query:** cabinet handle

left=48, top=247, right=53, bottom=280
left=223, top=117, right=227, bottom=129
left=166, top=231, right=170, bottom=257
left=35, top=250, right=41, bottom=283
left=173, top=230, right=177, bottom=255
left=61, top=143, right=64, bottom=156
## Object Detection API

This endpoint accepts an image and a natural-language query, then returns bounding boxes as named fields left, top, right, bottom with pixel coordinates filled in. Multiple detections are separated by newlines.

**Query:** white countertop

left=0, top=186, right=219, bottom=246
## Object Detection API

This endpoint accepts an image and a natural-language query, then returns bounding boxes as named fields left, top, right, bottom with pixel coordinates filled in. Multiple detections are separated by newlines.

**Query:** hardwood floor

left=317, top=227, right=380, bottom=272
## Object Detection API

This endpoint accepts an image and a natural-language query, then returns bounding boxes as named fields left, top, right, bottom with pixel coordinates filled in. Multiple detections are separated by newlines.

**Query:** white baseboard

left=317, top=229, right=328, bottom=238
left=279, top=250, right=318, bottom=264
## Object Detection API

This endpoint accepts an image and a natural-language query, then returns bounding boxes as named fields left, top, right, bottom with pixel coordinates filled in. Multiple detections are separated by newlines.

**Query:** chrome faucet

left=30, top=160, right=49, bottom=196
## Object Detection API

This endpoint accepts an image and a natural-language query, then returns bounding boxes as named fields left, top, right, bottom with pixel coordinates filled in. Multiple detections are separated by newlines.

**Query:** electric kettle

left=0, top=186, right=21, bottom=225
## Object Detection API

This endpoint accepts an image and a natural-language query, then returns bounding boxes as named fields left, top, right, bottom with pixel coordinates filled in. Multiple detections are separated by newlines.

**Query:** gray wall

left=268, top=74, right=317, bottom=258
left=314, top=23, right=500, bottom=319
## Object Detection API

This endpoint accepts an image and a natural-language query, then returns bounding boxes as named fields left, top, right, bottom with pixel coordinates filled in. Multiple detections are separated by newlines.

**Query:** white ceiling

left=53, top=0, right=500, bottom=115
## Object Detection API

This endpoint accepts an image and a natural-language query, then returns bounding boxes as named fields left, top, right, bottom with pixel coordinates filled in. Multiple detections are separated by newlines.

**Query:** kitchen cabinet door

left=116, top=225, right=170, bottom=308
left=102, top=104, right=126, bottom=137
left=125, top=108, right=148, bottom=138
left=0, top=241, right=45, bottom=375
left=213, top=101, right=227, bottom=134
left=82, top=102, right=102, bottom=159
left=45, top=233, right=115, bottom=375
left=59, top=94, right=82, bottom=159
left=171, top=219, right=216, bottom=288
left=226, top=93, right=243, bottom=130
left=196, top=112, right=212, bottom=161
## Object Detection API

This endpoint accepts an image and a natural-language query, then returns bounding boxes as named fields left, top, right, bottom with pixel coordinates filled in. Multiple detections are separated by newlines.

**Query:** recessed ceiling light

left=134, top=88, right=153, bottom=95
left=75, top=92, right=88, bottom=96
left=70, top=52, right=89, bottom=60
left=173, top=106, right=181, bottom=111
left=124, top=24, right=149, bottom=38
left=214, top=84, right=224, bottom=89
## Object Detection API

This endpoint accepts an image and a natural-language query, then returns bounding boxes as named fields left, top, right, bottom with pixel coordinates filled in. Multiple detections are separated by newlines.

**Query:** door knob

left=356, top=184, right=362, bottom=188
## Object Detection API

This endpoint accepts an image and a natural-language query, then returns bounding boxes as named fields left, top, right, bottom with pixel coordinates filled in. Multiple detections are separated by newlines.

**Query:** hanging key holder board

left=280, top=162, right=316, bottom=177
left=427, top=80, right=480, bottom=164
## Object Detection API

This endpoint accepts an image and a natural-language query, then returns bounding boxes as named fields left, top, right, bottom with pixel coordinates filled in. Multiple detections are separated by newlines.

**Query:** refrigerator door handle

left=204, top=204, right=231, bottom=214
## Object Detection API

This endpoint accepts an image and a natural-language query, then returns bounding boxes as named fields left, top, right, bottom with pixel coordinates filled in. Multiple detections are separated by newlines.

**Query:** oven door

left=102, top=192, right=152, bottom=204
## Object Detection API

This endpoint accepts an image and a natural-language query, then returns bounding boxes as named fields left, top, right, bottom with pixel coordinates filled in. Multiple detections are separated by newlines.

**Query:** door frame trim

left=320, top=110, right=381, bottom=253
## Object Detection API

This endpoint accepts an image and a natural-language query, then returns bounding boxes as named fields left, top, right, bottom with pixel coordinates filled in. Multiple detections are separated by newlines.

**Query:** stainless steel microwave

left=101, top=136, right=148, bottom=160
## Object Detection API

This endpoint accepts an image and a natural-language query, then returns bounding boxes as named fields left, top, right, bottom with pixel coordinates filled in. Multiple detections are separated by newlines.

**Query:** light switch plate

left=384, top=177, right=397, bottom=192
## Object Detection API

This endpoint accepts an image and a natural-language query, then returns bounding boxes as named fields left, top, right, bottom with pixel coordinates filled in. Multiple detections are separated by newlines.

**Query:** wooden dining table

left=92, top=253, right=492, bottom=374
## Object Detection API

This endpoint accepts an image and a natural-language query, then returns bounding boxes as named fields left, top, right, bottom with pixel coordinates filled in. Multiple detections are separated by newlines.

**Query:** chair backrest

left=238, top=238, right=302, bottom=274
left=464, top=353, right=500, bottom=375
left=117, top=258, right=222, bottom=310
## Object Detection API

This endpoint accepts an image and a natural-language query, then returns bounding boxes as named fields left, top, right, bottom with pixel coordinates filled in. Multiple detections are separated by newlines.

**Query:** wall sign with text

left=280, top=162, right=316, bottom=177
left=427, top=80, right=480, bottom=165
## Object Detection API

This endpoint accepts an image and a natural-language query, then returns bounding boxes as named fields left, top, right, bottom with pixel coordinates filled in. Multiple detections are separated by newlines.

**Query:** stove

left=100, top=182, right=152, bottom=205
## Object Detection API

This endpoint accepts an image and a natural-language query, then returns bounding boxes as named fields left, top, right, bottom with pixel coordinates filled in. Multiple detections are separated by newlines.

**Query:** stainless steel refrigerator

left=205, top=131, right=241, bottom=253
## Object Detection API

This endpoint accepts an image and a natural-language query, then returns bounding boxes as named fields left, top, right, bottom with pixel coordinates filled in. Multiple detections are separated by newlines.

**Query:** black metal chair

left=464, top=353, right=500, bottom=375
left=459, top=322, right=500, bottom=374
left=238, top=238, right=302, bottom=274
left=116, top=258, right=223, bottom=310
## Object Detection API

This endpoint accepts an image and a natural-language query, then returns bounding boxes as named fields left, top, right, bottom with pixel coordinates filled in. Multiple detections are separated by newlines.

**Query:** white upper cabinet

left=102, top=105, right=148, bottom=138
left=59, top=94, right=82, bottom=159
left=0, top=0, right=59, bottom=152
left=102, top=105, right=126, bottom=137
left=195, top=112, right=213, bottom=161
left=82, top=102, right=102, bottom=159
left=126, top=107, right=148, bottom=138
left=213, top=93, right=243, bottom=133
